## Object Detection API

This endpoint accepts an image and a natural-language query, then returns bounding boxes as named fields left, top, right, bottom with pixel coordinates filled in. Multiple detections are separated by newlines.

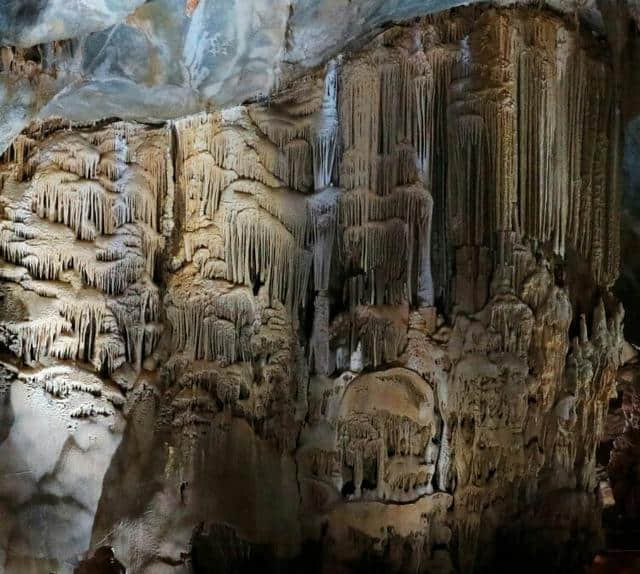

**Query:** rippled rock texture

left=0, top=6, right=630, bottom=574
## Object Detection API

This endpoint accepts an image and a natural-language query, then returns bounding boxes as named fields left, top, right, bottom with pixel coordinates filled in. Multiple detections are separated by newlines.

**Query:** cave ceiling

left=0, top=0, right=639, bottom=155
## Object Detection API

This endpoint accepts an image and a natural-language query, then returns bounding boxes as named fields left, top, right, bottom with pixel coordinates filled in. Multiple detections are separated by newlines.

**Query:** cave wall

left=0, top=7, right=627, bottom=574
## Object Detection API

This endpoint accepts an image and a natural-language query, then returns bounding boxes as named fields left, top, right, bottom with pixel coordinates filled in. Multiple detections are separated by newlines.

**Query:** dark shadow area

left=75, top=546, right=126, bottom=574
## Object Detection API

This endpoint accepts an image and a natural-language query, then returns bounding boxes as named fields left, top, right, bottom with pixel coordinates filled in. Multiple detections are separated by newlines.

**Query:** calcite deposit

left=0, top=5, right=633, bottom=574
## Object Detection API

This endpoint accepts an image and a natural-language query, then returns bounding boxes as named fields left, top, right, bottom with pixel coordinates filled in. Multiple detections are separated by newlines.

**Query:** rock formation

left=0, top=5, right=632, bottom=574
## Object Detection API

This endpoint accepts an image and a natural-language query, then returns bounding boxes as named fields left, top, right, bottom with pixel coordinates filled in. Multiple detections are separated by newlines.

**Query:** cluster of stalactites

left=224, top=205, right=312, bottom=312
left=166, top=274, right=257, bottom=365
left=446, top=9, right=620, bottom=308
left=0, top=125, right=168, bottom=379
left=248, top=59, right=340, bottom=194
left=316, top=10, right=620, bottom=316
left=169, top=60, right=346, bottom=326
left=514, top=30, right=619, bottom=286
left=337, top=45, right=438, bottom=308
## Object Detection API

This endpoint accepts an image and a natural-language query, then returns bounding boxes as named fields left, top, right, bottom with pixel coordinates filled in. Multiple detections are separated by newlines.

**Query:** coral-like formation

left=0, top=6, right=628, bottom=574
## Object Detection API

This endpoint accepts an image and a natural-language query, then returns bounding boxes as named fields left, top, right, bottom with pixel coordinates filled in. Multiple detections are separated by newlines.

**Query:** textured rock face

left=0, top=6, right=629, bottom=574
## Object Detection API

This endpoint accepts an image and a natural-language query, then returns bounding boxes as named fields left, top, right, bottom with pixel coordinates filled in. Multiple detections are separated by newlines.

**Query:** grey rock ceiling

left=0, top=0, right=638, bottom=156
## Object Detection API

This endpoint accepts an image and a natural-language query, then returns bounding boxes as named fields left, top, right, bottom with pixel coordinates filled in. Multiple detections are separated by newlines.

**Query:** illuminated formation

left=0, top=8, right=628, bottom=574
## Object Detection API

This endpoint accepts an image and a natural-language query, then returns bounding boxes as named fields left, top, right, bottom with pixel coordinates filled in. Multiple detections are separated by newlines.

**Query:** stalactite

left=182, top=152, right=237, bottom=219
left=356, top=310, right=408, bottom=367
left=279, top=139, right=312, bottom=192
left=173, top=113, right=217, bottom=167
left=209, top=130, right=281, bottom=188
left=224, top=205, right=312, bottom=311
left=2, top=134, right=36, bottom=180
left=60, top=299, right=106, bottom=362
left=0, top=227, right=74, bottom=280
left=10, top=316, right=70, bottom=364
left=312, top=115, right=338, bottom=192
left=134, top=133, right=171, bottom=206
left=32, top=171, right=117, bottom=238
left=249, top=107, right=313, bottom=150
left=448, top=114, right=488, bottom=248
left=94, top=332, right=127, bottom=375
left=340, top=62, right=380, bottom=192
left=76, top=251, right=144, bottom=295
left=225, top=181, right=309, bottom=245
left=343, top=220, right=406, bottom=284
